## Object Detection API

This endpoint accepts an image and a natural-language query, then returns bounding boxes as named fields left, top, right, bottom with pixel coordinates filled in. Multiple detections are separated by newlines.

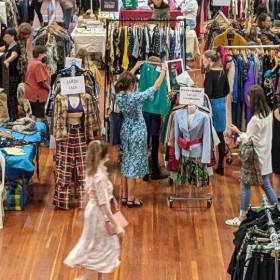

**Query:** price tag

left=212, top=0, right=230, bottom=6
left=65, top=57, right=82, bottom=68
left=60, top=76, right=85, bottom=95
left=179, top=87, right=204, bottom=106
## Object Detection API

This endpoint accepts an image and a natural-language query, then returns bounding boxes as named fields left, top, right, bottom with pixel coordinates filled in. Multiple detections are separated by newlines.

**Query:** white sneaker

left=225, top=217, right=242, bottom=227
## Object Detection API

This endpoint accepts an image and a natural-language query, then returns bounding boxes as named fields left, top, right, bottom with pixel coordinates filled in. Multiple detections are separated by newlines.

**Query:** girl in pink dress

left=64, top=141, right=124, bottom=280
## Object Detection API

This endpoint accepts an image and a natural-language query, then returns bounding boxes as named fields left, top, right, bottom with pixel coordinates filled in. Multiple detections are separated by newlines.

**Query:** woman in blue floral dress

left=115, top=62, right=167, bottom=208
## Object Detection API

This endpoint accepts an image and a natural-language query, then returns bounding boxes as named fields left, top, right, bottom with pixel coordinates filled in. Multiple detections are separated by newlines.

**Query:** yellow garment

left=122, top=26, right=129, bottom=71
left=3, top=147, right=25, bottom=156
left=213, top=32, right=248, bottom=48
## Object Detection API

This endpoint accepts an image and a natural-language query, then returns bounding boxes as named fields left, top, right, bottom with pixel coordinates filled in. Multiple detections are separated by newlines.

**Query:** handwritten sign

left=179, top=87, right=204, bottom=106
left=65, top=57, right=82, bottom=68
left=60, top=76, right=85, bottom=95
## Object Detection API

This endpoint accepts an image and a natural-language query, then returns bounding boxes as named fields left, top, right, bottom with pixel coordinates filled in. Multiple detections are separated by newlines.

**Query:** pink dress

left=64, top=165, right=120, bottom=273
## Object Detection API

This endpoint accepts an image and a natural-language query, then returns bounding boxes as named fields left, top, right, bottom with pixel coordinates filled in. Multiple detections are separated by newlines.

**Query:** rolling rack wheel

left=167, top=197, right=173, bottom=208
left=207, top=199, right=212, bottom=208
left=226, top=158, right=233, bottom=165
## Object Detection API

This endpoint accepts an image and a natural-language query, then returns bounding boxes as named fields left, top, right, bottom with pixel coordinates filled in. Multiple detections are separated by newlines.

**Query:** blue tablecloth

left=0, top=122, right=47, bottom=172
left=0, top=122, right=47, bottom=144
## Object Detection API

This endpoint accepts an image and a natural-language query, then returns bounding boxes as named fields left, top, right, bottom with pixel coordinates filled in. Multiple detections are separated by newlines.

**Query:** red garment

left=24, top=59, right=51, bottom=103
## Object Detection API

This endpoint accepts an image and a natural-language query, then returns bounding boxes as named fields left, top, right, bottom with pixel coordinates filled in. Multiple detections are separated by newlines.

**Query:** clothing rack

left=104, top=18, right=188, bottom=122
left=245, top=195, right=280, bottom=280
left=167, top=99, right=213, bottom=209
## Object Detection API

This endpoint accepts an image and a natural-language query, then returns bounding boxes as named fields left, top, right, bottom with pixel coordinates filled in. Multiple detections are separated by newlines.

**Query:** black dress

left=272, top=107, right=280, bottom=175
left=3, top=43, right=21, bottom=120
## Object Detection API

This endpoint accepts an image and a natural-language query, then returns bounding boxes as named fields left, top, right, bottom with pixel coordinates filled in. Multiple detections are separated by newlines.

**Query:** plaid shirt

left=52, top=93, right=100, bottom=142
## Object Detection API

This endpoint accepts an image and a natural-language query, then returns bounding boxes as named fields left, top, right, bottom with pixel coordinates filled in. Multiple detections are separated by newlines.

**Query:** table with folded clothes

left=0, top=120, right=47, bottom=210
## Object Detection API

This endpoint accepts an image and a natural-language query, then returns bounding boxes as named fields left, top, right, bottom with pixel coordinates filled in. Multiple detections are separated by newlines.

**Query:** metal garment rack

left=167, top=102, right=213, bottom=209
left=103, top=18, right=188, bottom=122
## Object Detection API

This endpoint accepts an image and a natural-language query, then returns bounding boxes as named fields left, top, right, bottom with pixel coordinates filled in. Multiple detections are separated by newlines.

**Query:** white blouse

left=240, top=113, right=273, bottom=176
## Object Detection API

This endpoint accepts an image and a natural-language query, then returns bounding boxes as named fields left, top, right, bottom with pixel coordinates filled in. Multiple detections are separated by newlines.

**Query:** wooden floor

left=1, top=146, right=278, bottom=280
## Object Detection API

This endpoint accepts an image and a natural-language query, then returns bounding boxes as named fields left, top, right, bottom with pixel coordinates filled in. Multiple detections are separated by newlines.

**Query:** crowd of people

left=0, top=0, right=280, bottom=279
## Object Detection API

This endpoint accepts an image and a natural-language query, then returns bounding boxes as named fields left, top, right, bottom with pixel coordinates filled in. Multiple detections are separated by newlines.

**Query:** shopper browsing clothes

left=225, top=85, right=278, bottom=227
left=64, top=141, right=123, bottom=280
left=0, top=28, right=21, bottom=121
left=115, top=62, right=167, bottom=208
left=24, top=46, right=51, bottom=120
left=257, top=13, right=280, bottom=44
left=148, top=0, right=170, bottom=19
left=203, top=50, right=230, bottom=175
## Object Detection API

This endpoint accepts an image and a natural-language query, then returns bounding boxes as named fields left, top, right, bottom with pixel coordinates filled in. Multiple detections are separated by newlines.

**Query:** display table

left=71, top=20, right=106, bottom=58
left=0, top=122, right=46, bottom=172
left=119, top=0, right=182, bottom=26
left=1, top=122, right=47, bottom=210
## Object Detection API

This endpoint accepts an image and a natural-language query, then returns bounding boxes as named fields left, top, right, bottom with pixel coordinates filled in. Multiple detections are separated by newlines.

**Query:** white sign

left=179, top=87, right=204, bottom=106
left=60, top=76, right=85, bottom=95
left=212, top=0, right=231, bottom=6
left=65, top=57, right=82, bottom=68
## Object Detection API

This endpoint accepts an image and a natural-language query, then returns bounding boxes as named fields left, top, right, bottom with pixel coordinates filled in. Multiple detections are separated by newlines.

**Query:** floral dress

left=64, top=165, right=120, bottom=273
left=116, top=87, right=155, bottom=179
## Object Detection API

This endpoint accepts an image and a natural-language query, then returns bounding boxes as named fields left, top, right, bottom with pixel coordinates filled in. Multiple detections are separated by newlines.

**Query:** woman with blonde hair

left=64, top=141, right=123, bottom=280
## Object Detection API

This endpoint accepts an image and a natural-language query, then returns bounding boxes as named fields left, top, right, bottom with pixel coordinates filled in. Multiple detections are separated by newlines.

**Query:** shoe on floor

left=143, top=174, right=151, bottom=182
left=151, top=172, right=168, bottom=180
left=225, top=217, right=242, bottom=227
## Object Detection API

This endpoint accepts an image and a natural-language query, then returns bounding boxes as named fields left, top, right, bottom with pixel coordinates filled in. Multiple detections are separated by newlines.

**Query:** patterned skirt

left=175, top=157, right=209, bottom=188
left=54, top=124, right=87, bottom=209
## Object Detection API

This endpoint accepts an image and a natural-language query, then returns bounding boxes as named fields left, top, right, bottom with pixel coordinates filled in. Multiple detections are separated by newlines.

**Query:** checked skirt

left=54, top=124, right=87, bottom=209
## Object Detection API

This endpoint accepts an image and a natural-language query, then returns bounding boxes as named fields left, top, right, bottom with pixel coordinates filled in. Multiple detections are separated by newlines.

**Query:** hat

left=4, top=28, right=17, bottom=37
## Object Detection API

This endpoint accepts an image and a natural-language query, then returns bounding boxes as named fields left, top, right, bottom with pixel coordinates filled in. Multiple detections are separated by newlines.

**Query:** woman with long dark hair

left=226, top=85, right=278, bottom=226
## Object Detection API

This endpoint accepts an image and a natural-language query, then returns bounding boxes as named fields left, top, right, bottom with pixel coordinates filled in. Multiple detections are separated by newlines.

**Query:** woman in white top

left=178, top=0, right=198, bottom=29
left=225, top=85, right=278, bottom=226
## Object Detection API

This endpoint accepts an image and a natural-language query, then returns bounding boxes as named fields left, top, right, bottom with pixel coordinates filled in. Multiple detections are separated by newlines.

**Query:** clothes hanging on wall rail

left=106, top=23, right=186, bottom=74
left=225, top=49, right=279, bottom=129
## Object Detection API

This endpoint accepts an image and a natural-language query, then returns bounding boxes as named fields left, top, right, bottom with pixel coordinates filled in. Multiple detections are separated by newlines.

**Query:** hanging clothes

left=139, top=63, right=170, bottom=116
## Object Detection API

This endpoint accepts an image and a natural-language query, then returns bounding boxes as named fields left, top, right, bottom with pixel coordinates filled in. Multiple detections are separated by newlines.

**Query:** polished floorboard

left=0, top=146, right=277, bottom=280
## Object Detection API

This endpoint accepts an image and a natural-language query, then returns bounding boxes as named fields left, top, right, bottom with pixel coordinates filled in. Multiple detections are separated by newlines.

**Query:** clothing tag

left=155, top=66, right=161, bottom=72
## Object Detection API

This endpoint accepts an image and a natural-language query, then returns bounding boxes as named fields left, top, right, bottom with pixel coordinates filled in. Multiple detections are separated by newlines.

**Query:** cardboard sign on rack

left=60, top=76, right=85, bottom=95
left=65, top=57, right=82, bottom=68
left=212, top=0, right=230, bottom=6
left=101, top=0, right=118, bottom=12
left=179, top=87, right=204, bottom=106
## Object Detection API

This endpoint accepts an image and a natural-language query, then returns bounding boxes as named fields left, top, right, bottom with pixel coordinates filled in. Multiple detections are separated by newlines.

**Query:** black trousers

left=29, top=0, right=43, bottom=23
left=143, top=112, right=161, bottom=175
left=217, top=132, right=225, bottom=167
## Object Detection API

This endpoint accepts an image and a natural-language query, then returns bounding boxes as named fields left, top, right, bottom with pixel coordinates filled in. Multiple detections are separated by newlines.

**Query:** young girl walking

left=64, top=141, right=124, bottom=280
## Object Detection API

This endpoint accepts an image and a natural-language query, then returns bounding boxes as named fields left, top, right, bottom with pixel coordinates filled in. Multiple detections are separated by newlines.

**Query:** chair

left=0, top=152, right=5, bottom=229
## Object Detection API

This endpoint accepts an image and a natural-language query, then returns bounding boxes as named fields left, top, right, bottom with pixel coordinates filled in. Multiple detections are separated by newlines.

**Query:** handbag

left=239, top=138, right=263, bottom=186
left=106, top=211, right=128, bottom=235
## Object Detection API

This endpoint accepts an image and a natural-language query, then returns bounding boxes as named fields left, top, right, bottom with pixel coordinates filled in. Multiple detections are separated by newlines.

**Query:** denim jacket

left=174, top=109, right=211, bottom=163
